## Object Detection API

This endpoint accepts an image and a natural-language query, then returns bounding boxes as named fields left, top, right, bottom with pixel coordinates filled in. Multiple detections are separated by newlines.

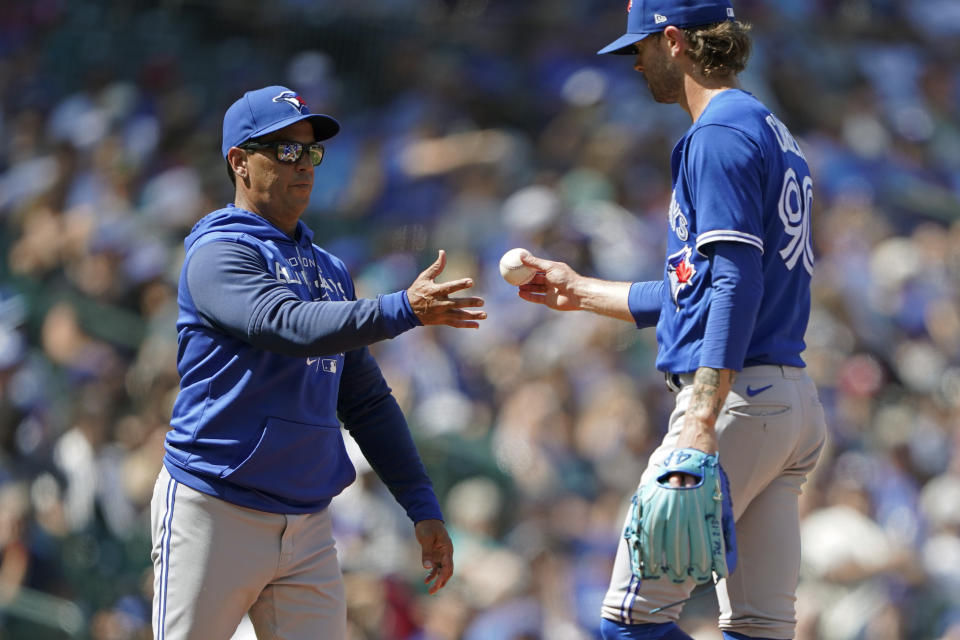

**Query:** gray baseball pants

left=151, top=467, right=346, bottom=640
left=601, top=365, right=827, bottom=639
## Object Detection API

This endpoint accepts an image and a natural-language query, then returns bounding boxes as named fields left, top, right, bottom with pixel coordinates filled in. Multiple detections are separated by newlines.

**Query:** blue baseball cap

left=598, top=0, right=736, bottom=55
left=221, top=85, right=340, bottom=158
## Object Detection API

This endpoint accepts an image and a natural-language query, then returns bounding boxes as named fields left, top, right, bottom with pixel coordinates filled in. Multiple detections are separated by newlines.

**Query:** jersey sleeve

left=698, top=241, right=763, bottom=371
left=627, top=280, right=664, bottom=329
left=185, top=240, right=419, bottom=356
left=686, top=124, right=765, bottom=255
left=337, top=347, right=444, bottom=523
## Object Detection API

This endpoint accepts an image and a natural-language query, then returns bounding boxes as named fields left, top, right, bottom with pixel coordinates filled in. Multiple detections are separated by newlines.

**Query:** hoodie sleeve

left=185, top=240, right=421, bottom=356
left=337, top=346, right=444, bottom=523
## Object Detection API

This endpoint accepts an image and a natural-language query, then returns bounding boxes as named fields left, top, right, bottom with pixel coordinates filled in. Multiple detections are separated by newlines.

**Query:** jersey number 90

left=777, top=168, right=814, bottom=276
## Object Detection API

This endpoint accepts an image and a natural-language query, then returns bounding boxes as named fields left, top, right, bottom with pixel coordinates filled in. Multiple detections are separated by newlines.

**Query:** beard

left=643, top=53, right=683, bottom=104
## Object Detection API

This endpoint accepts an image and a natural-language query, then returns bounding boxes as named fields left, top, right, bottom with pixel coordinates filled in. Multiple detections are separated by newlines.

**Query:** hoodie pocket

left=221, top=417, right=357, bottom=503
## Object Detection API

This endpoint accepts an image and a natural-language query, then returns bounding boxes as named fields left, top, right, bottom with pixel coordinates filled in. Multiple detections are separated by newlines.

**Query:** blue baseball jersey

left=656, top=89, right=814, bottom=374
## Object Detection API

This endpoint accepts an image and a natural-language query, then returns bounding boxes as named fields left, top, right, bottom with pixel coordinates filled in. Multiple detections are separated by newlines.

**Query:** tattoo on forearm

left=689, top=368, right=736, bottom=422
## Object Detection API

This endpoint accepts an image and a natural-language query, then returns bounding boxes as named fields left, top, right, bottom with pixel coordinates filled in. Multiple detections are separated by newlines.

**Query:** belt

left=664, top=372, right=695, bottom=392
left=664, top=365, right=804, bottom=392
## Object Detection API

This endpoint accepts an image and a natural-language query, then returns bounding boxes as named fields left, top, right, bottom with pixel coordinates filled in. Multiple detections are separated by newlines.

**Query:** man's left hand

left=624, top=448, right=737, bottom=584
left=666, top=367, right=731, bottom=486
left=407, top=250, right=486, bottom=328
left=414, top=519, right=454, bottom=594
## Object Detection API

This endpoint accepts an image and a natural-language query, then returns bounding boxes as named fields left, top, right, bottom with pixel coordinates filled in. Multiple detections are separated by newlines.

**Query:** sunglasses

left=239, top=140, right=325, bottom=166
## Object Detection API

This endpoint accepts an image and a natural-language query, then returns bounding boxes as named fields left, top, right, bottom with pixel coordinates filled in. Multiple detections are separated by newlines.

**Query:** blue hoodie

left=164, top=205, right=443, bottom=521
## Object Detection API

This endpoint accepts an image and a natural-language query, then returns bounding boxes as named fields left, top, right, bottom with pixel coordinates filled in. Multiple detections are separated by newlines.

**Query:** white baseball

left=499, top=248, right=537, bottom=286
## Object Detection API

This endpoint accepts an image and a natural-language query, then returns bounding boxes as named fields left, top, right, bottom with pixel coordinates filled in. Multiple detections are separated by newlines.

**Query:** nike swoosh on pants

left=746, top=384, right=773, bottom=397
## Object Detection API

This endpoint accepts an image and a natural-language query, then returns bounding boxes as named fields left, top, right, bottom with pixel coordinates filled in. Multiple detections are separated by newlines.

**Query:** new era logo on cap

left=598, top=0, right=737, bottom=55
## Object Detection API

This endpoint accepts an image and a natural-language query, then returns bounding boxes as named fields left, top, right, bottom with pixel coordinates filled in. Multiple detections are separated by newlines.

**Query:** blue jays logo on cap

left=273, top=91, right=309, bottom=115
left=598, top=0, right=736, bottom=55
left=221, top=85, right=340, bottom=158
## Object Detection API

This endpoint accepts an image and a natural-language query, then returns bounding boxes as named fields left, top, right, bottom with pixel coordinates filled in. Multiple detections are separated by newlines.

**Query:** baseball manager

left=150, top=85, right=485, bottom=639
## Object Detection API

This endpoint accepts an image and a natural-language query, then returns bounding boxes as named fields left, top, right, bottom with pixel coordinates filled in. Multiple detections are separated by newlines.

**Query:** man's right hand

left=517, top=253, right=636, bottom=321
left=407, top=250, right=486, bottom=328
left=515, top=254, right=585, bottom=311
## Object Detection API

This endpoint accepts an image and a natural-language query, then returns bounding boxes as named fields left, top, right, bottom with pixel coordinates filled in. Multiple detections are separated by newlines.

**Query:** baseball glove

left=623, top=448, right=737, bottom=584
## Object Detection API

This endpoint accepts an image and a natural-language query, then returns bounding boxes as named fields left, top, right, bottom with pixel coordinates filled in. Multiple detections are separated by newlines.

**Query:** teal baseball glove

left=623, top=448, right=737, bottom=584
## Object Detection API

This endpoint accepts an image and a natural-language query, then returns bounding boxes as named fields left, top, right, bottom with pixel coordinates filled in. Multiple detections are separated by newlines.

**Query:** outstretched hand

left=516, top=253, right=585, bottom=312
left=414, top=519, right=454, bottom=594
left=407, top=250, right=486, bottom=328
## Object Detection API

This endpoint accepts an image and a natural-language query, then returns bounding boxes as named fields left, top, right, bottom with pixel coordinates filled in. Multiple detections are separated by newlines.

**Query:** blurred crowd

left=0, top=0, right=958, bottom=638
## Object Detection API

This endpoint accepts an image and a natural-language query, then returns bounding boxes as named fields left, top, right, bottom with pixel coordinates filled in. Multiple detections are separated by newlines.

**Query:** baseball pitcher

left=513, top=1, right=827, bottom=638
